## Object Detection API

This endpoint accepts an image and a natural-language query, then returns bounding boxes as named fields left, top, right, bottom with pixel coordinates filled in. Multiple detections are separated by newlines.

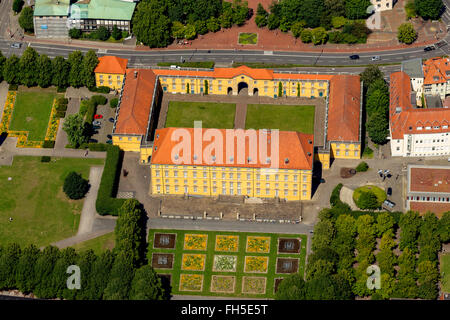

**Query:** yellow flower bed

left=246, top=236, right=271, bottom=253
left=181, top=254, right=206, bottom=271
left=215, top=235, right=239, bottom=252
left=0, top=92, right=58, bottom=148
left=244, top=256, right=269, bottom=273
left=179, top=274, right=203, bottom=291
left=183, top=234, right=208, bottom=251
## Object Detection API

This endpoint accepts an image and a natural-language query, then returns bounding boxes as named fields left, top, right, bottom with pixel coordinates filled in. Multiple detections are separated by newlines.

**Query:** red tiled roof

left=151, top=128, right=314, bottom=170
left=410, top=167, right=450, bottom=193
left=326, top=75, right=361, bottom=142
left=409, top=202, right=450, bottom=216
left=94, top=56, right=128, bottom=75
left=389, top=71, right=450, bottom=139
left=114, top=69, right=156, bottom=135
left=423, top=57, right=450, bottom=85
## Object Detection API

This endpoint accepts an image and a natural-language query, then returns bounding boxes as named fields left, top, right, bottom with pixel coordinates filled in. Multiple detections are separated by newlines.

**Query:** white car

left=371, top=56, right=381, bottom=61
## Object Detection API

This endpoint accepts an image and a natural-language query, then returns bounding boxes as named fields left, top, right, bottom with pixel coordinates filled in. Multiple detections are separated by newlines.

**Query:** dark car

left=92, top=125, right=101, bottom=130
left=320, top=178, right=326, bottom=183
left=107, top=134, right=112, bottom=139
left=349, top=54, right=360, bottom=60
left=88, top=139, right=98, bottom=143
left=424, top=46, right=435, bottom=52
left=106, top=140, right=113, bottom=144
left=108, top=117, right=115, bottom=123
left=387, top=187, right=392, bottom=196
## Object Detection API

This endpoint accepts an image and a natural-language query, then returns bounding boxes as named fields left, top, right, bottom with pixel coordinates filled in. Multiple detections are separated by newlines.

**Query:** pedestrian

left=85, top=150, right=88, bottom=157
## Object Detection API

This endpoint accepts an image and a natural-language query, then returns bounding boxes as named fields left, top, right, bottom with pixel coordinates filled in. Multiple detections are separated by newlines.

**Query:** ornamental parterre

left=181, top=254, right=206, bottom=271
left=179, top=274, right=203, bottom=292
left=183, top=234, right=208, bottom=251
left=244, top=256, right=269, bottom=273
left=215, top=235, right=239, bottom=252
left=213, top=255, right=237, bottom=272
left=246, top=236, right=271, bottom=253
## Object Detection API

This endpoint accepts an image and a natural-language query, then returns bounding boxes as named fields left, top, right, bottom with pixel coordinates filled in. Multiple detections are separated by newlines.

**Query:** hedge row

left=96, top=145, right=126, bottom=216
left=88, top=143, right=108, bottom=151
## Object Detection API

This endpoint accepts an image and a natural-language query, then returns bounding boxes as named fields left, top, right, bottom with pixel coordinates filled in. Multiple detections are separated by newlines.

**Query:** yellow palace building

left=94, top=56, right=128, bottom=92
left=104, top=62, right=363, bottom=201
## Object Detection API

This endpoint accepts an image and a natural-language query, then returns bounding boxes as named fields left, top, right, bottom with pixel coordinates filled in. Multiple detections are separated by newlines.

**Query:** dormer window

left=417, top=126, right=422, bottom=130
left=434, top=126, right=440, bottom=129
left=425, top=126, right=431, bottom=130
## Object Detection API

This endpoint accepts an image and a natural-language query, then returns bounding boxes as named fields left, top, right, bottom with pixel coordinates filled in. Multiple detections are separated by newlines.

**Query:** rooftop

left=151, top=128, right=314, bottom=170
left=423, top=57, right=450, bottom=85
left=34, top=0, right=70, bottom=16
left=114, top=69, right=156, bottom=135
left=71, top=0, right=136, bottom=20
left=409, top=202, right=450, bottom=216
left=94, top=56, right=128, bottom=75
left=408, top=165, right=450, bottom=194
left=401, top=58, right=424, bottom=79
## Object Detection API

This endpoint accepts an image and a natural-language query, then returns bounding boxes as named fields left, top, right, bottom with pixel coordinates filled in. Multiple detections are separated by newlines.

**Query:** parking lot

left=90, top=102, right=116, bottom=143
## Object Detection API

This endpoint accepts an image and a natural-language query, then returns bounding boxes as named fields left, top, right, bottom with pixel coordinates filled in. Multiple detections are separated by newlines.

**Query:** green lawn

left=165, top=101, right=236, bottom=129
left=239, top=33, right=258, bottom=45
left=148, top=229, right=307, bottom=298
left=441, top=253, right=450, bottom=293
left=0, top=156, right=104, bottom=247
left=72, top=232, right=115, bottom=254
left=245, top=104, right=315, bottom=134
left=353, top=185, right=387, bottom=206
left=9, top=90, right=59, bottom=141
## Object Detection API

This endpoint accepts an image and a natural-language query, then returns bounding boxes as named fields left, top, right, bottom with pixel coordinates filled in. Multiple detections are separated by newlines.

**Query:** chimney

left=134, top=70, right=138, bottom=79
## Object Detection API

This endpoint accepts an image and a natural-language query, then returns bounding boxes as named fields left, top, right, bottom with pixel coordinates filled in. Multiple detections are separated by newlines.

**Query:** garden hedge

left=330, top=183, right=343, bottom=207
left=96, top=145, right=126, bottom=216
left=43, top=140, right=55, bottom=149
left=88, top=143, right=108, bottom=151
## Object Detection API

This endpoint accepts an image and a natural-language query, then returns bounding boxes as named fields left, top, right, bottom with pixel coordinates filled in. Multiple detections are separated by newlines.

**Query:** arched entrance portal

left=253, top=88, right=259, bottom=96
left=238, top=82, right=248, bottom=95
left=227, top=87, right=233, bottom=95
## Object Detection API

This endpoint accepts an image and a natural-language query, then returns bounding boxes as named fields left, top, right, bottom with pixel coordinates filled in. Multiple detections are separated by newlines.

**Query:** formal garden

left=148, top=229, right=307, bottom=298
left=245, top=104, right=315, bottom=134
left=165, top=101, right=236, bottom=129
left=238, top=32, right=258, bottom=45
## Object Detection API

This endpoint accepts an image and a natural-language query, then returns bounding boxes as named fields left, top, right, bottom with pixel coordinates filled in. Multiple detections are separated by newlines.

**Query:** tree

left=51, top=247, right=78, bottom=299
left=355, top=191, right=379, bottom=210
left=397, top=23, right=417, bottom=44
left=15, top=244, right=40, bottom=294
left=311, top=27, right=327, bottom=45
left=312, top=219, right=335, bottom=251
left=438, top=211, right=450, bottom=242
left=0, top=52, right=5, bottom=83
left=194, top=20, right=208, bottom=35
left=19, top=47, right=39, bottom=87
left=184, top=24, right=197, bottom=40
left=360, top=66, right=384, bottom=90
left=68, top=51, right=84, bottom=88
left=13, top=0, right=24, bottom=13
left=291, top=21, right=305, bottom=38
left=3, top=55, right=20, bottom=85
left=111, top=25, right=122, bottom=40
left=133, top=1, right=172, bottom=48
left=325, top=0, right=346, bottom=17
left=84, top=250, right=114, bottom=300
left=0, top=243, right=21, bottom=290
left=206, top=17, right=221, bottom=32
left=414, top=0, right=443, bottom=20
left=114, top=199, right=146, bottom=267
left=376, top=212, right=395, bottom=237
left=355, top=161, right=369, bottom=172
left=69, top=28, right=82, bottom=39
left=63, top=171, right=90, bottom=200
left=366, top=89, right=389, bottom=115
left=81, top=50, right=99, bottom=88
left=332, top=16, right=347, bottom=29
left=255, top=3, right=268, bottom=27
left=103, top=251, right=135, bottom=300
left=74, top=249, right=97, bottom=300
left=278, top=81, right=283, bottom=97
left=204, top=79, right=209, bottom=95
left=345, top=0, right=371, bottom=19
left=36, top=54, right=53, bottom=88
left=274, top=273, right=307, bottom=300
left=399, top=211, right=422, bottom=252
left=63, top=113, right=90, bottom=148
left=232, top=0, right=249, bottom=26
left=95, top=26, right=110, bottom=41
left=301, top=29, right=312, bottom=43
left=267, top=13, right=280, bottom=30
left=366, top=111, right=389, bottom=145
left=19, top=6, right=34, bottom=33
left=306, top=259, right=335, bottom=281
left=51, top=56, right=70, bottom=88
left=129, top=265, right=166, bottom=300
left=33, top=246, right=60, bottom=299
left=171, top=21, right=185, bottom=39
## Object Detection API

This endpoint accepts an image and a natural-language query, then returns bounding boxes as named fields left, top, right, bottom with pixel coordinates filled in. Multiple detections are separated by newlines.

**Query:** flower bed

left=215, top=235, right=239, bottom=252
left=210, top=275, right=236, bottom=293
left=0, top=92, right=16, bottom=133
left=213, top=255, right=237, bottom=272
left=246, top=236, right=271, bottom=253
left=242, top=276, right=267, bottom=294
left=183, top=234, right=208, bottom=251
left=244, top=256, right=269, bottom=273
left=181, top=254, right=206, bottom=271
left=44, top=99, right=60, bottom=143
left=179, top=274, right=203, bottom=292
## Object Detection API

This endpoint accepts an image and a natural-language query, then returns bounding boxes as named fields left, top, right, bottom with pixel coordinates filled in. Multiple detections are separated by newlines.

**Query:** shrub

left=110, top=98, right=119, bottom=108
left=91, top=95, right=107, bottom=106
left=301, top=29, right=312, bottom=43
left=95, top=26, right=110, bottom=41
left=13, top=0, right=24, bottom=13
left=55, top=111, right=66, bottom=118
left=331, top=16, right=347, bottom=29
left=63, top=171, right=90, bottom=200
left=79, top=100, right=89, bottom=116
left=355, top=191, right=379, bottom=210
left=356, top=161, right=369, bottom=172
left=96, top=145, right=126, bottom=215
left=88, top=143, right=108, bottom=152
left=40, top=156, right=51, bottom=162
left=84, top=101, right=96, bottom=124
left=69, top=28, right=82, bottom=39
left=111, top=26, right=122, bottom=40
left=330, top=183, right=343, bottom=207
left=397, top=23, right=417, bottom=44
left=42, top=140, right=55, bottom=148
left=90, top=86, right=110, bottom=94
left=8, top=84, right=18, bottom=91
left=57, top=87, right=67, bottom=93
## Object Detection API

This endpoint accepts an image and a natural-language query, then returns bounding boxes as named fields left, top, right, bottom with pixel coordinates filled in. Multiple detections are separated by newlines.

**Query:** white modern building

left=389, top=71, right=450, bottom=157
left=370, top=0, right=395, bottom=11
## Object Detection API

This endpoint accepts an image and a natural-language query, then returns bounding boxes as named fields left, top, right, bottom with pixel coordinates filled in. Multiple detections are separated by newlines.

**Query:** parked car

left=108, top=117, right=115, bottom=123
left=94, top=114, right=103, bottom=119
left=92, top=120, right=101, bottom=126
left=387, top=187, right=392, bottom=196
left=349, top=54, right=360, bottom=60
left=383, top=199, right=396, bottom=209
left=320, top=178, right=326, bottom=183
left=371, top=56, right=381, bottom=61
left=106, top=140, right=113, bottom=144
left=107, top=134, right=112, bottom=139
left=88, top=139, right=98, bottom=143
left=92, top=125, right=101, bottom=130
left=424, top=46, right=435, bottom=52
left=10, top=43, right=21, bottom=49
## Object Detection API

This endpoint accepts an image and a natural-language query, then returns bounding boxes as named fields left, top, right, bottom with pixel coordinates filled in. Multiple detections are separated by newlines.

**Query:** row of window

left=154, top=178, right=307, bottom=189
left=416, top=125, right=449, bottom=130
left=335, top=150, right=359, bottom=157
left=154, top=170, right=307, bottom=182
left=99, top=75, right=122, bottom=80
left=161, top=78, right=327, bottom=87
left=407, top=196, right=450, bottom=202
left=155, top=185, right=308, bottom=197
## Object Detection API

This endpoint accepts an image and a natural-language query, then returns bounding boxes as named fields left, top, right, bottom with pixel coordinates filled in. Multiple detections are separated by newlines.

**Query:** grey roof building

left=401, top=58, right=424, bottom=79
left=33, top=0, right=71, bottom=39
